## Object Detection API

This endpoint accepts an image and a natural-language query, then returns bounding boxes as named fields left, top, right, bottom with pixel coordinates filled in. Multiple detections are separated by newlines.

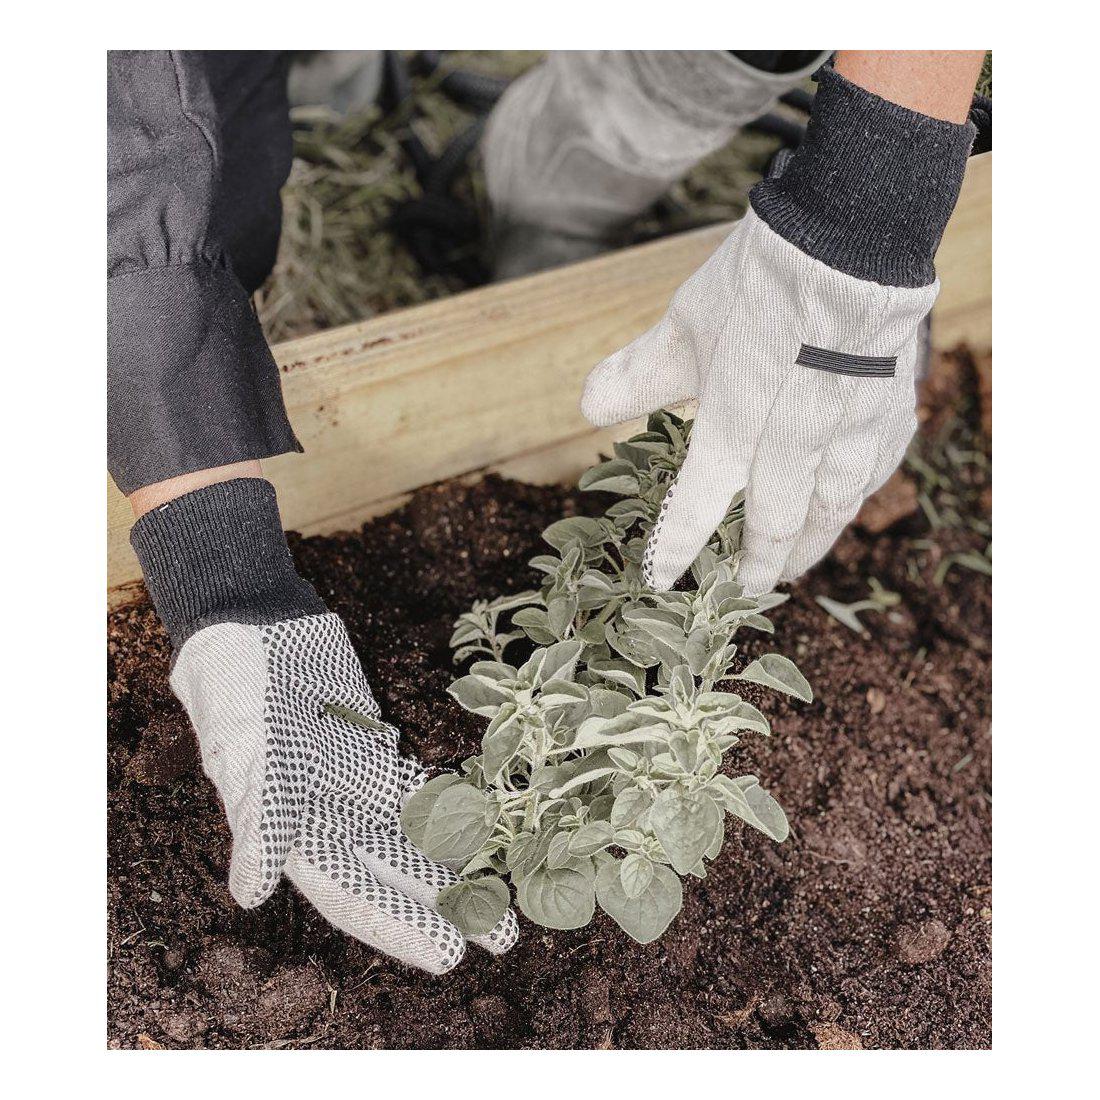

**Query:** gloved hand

left=582, top=208, right=936, bottom=595
left=581, top=66, right=975, bottom=595
left=172, top=612, right=517, bottom=974
left=131, top=478, right=517, bottom=974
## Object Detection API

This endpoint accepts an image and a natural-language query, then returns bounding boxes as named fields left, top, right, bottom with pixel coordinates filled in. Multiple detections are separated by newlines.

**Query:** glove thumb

left=581, top=307, right=699, bottom=428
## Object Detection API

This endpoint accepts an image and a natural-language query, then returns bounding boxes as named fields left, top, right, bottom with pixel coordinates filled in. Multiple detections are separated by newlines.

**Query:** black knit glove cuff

left=749, top=66, right=977, bottom=288
left=130, top=478, right=326, bottom=649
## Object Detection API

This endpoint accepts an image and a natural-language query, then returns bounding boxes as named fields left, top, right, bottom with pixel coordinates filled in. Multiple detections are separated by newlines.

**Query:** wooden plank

left=929, top=151, right=991, bottom=351
left=108, top=153, right=990, bottom=605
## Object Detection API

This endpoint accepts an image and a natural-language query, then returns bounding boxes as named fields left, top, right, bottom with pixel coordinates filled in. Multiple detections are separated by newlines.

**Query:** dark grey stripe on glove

left=795, top=344, right=897, bottom=377
left=130, top=478, right=325, bottom=649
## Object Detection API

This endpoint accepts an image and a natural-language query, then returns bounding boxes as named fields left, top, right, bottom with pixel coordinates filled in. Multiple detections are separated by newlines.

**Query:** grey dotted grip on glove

left=131, top=479, right=518, bottom=974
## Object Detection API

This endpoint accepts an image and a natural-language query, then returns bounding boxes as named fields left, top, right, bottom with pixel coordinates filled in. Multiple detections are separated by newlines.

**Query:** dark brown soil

left=108, top=350, right=992, bottom=1050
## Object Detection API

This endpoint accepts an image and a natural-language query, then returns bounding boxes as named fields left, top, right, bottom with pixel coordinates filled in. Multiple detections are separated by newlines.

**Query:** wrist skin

left=129, top=459, right=263, bottom=519
left=749, top=64, right=978, bottom=288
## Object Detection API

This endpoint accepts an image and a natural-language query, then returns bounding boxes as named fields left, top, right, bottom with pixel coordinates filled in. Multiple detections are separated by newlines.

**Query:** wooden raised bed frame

left=108, top=153, right=991, bottom=607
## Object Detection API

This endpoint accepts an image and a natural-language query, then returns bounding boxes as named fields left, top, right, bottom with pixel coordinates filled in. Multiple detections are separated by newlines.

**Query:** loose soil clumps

left=108, top=349, right=991, bottom=1049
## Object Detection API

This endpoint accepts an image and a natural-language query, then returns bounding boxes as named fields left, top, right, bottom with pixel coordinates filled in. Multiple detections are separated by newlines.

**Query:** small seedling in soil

left=399, top=411, right=812, bottom=944
left=815, top=579, right=901, bottom=635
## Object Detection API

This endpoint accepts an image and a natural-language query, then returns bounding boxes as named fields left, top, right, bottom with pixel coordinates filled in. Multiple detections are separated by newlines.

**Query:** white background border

left=6, top=2, right=1092, bottom=1087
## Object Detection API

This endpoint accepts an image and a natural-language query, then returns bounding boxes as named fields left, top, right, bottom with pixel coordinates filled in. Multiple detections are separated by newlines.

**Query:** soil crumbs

left=108, top=349, right=992, bottom=1050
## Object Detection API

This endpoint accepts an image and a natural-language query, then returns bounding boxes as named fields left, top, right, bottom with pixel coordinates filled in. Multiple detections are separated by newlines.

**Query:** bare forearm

left=834, top=50, right=985, bottom=123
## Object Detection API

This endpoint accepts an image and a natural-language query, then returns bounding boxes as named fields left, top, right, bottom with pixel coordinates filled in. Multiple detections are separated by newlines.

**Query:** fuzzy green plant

left=401, top=411, right=812, bottom=944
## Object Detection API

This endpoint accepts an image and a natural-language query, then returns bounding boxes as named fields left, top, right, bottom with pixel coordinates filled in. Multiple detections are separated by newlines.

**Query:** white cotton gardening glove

left=172, top=612, right=518, bottom=974
left=581, top=66, right=977, bottom=595
left=582, top=208, right=936, bottom=595
left=130, top=478, right=518, bottom=975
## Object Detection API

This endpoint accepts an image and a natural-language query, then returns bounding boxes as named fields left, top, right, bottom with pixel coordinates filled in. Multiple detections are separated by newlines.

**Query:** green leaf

left=538, top=639, right=586, bottom=684
left=743, top=614, right=775, bottom=634
left=549, top=765, right=618, bottom=799
left=421, top=783, right=498, bottom=863
left=595, top=859, right=683, bottom=943
left=546, top=830, right=575, bottom=870
left=447, top=674, right=513, bottom=716
left=544, top=750, right=612, bottom=790
left=610, top=787, right=652, bottom=829
left=735, top=654, right=813, bottom=703
left=469, top=660, right=517, bottom=682
left=542, top=517, right=608, bottom=551
left=690, top=546, right=720, bottom=586
left=539, top=680, right=589, bottom=714
left=453, top=644, right=490, bottom=664
left=649, top=787, right=722, bottom=875
left=400, top=774, right=460, bottom=849
left=568, top=820, right=616, bottom=856
left=754, top=591, right=789, bottom=612
left=607, top=747, right=638, bottom=771
left=576, top=618, right=607, bottom=646
left=587, top=687, right=630, bottom=719
left=668, top=731, right=701, bottom=772
left=587, top=658, right=646, bottom=696
left=683, top=628, right=714, bottom=677
left=647, top=409, right=685, bottom=443
left=667, top=664, right=695, bottom=706
left=604, top=496, right=651, bottom=525
left=605, top=622, right=660, bottom=669
left=621, top=606, right=688, bottom=651
left=815, top=595, right=868, bottom=635
left=705, top=814, right=725, bottom=860
left=481, top=706, right=525, bottom=783
left=449, top=620, right=483, bottom=646
left=529, top=554, right=562, bottom=575
left=612, top=828, right=645, bottom=851
left=620, top=852, right=655, bottom=899
left=578, top=459, right=641, bottom=497
left=709, top=775, right=789, bottom=842
left=458, top=851, right=499, bottom=877
left=512, top=607, right=557, bottom=645
left=571, top=714, right=666, bottom=752
left=547, top=594, right=578, bottom=640
left=487, top=590, right=542, bottom=613
left=588, top=793, right=616, bottom=822
left=517, top=862, right=596, bottom=930
left=727, top=699, right=770, bottom=736
left=613, top=435, right=668, bottom=468
left=324, top=703, right=392, bottom=734
left=435, top=877, right=510, bottom=936
left=729, top=776, right=789, bottom=842
left=506, top=830, right=553, bottom=881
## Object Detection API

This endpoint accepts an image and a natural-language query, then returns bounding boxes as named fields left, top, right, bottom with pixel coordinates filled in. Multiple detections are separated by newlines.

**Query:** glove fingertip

left=641, top=540, right=680, bottom=592
left=580, top=360, right=623, bottom=427
left=643, top=562, right=679, bottom=593
left=228, top=860, right=280, bottom=910
left=738, top=557, right=783, bottom=601
left=778, top=544, right=825, bottom=585
left=422, top=940, right=466, bottom=976
left=472, top=908, right=520, bottom=956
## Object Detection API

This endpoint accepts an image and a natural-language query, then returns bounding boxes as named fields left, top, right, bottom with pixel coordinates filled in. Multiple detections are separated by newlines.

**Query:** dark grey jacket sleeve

left=107, top=50, right=301, bottom=495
